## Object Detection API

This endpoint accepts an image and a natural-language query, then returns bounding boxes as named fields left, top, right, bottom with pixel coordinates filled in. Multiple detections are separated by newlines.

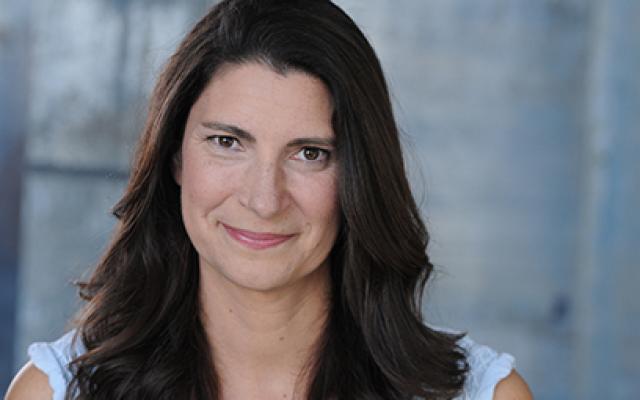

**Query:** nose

left=239, top=159, right=290, bottom=219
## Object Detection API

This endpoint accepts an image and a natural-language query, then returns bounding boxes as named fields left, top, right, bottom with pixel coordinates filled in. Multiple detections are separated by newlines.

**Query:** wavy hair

left=67, top=0, right=468, bottom=398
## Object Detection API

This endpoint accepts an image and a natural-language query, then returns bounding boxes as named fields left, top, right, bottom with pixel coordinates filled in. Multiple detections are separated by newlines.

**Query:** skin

left=4, top=61, right=533, bottom=400
left=4, top=362, right=53, bottom=400
left=175, top=62, right=340, bottom=399
left=494, top=371, right=534, bottom=399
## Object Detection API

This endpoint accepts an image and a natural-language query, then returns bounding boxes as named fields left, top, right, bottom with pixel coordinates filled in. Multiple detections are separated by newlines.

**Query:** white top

left=28, top=329, right=514, bottom=400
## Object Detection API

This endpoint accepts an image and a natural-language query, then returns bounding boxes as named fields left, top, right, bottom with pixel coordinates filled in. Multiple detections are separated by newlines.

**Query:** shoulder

left=442, top=328, right=532, bottom=400
left=4, top=362, right=53, bottom=400
left=6, top=330, right=84, bottom=400
left=493, top=370, right=533, bottom=400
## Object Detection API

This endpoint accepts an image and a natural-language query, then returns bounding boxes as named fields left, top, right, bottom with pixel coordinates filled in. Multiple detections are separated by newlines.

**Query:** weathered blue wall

left=0, top=0, right=28, bottom=391
left=1, top=0, right=638, bottom=398
left=573, top=1, right=640, bottom=398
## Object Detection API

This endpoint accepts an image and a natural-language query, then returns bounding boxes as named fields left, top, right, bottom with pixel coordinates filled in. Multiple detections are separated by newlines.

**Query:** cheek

left=180, top=156, right=238, bottom=214
left=290, top=170, right=340, bottom=229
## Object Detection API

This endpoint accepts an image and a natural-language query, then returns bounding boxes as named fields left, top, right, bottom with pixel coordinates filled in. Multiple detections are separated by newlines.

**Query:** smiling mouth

left=222, top=223, right=295, bottom=250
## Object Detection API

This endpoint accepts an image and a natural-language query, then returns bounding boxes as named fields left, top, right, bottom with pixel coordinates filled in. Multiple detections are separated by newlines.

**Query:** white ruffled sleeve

left=456, top=335, right=516, bottom=400
left=27, top=330, right=81, bottom=400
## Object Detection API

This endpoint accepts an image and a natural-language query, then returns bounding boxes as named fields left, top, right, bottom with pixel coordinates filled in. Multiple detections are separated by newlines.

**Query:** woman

left=7, top=0, right=532, bottom=399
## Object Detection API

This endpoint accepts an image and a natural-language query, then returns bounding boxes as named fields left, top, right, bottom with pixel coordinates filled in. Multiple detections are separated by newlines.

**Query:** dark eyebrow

left=201, top=121, right=335, bottom=148
left=202, top=121, right=256, bottom=143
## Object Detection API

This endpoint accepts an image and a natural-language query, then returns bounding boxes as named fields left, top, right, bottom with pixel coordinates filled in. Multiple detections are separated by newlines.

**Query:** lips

left=222, top=223, right=295, bottom=250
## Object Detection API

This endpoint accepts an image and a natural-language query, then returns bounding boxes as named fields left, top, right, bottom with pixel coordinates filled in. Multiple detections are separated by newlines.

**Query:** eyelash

left=208, top=135, right=241, bottom=150
left=207, top=135, right=331, bottom=163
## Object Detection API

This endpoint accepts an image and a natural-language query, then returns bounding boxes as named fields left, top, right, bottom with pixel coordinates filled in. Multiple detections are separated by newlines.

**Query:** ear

left=172, top=150, right=182, bottom=186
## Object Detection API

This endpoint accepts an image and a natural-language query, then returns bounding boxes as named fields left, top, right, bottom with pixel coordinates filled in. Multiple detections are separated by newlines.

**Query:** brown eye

left=303, top=148, right=320, bottom=160
left=217, top=136, right=236, bottom=148
left=294, top=147, right=330, bottom=163
left=207, top=135, right=240, bottom=150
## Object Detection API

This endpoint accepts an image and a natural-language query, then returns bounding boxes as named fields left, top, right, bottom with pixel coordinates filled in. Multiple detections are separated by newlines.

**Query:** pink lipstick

left=222, top=223, right=295, bottom=250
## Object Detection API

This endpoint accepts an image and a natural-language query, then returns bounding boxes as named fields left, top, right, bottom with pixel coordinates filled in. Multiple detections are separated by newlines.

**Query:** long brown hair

left=68, top=1, right=468, bottom=398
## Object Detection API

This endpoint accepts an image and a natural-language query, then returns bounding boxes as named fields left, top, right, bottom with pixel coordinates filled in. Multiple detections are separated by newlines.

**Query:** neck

left=199, top=261, right=331, bottom=399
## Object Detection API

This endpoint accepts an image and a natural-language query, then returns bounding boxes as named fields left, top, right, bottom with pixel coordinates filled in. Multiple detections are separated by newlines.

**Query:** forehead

left=190, top=62, right=334, bottom=138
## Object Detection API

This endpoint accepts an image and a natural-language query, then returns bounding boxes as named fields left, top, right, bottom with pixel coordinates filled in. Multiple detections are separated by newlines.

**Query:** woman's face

left=176, top=62, right=339, bottom=292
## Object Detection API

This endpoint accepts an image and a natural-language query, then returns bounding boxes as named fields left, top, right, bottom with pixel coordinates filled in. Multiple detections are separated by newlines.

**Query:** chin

left=201, top=253, right=328, bottom=294
left=204, top=256, right=292, bottom=290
